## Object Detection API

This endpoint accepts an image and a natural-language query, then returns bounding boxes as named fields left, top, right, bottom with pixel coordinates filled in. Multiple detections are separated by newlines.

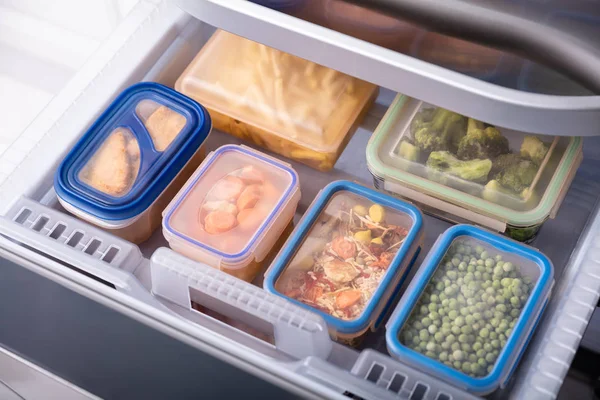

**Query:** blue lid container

left=54, top=82, right=211, bottom=242
left=386, top=225, right=554, bottom=394
left=264, top=180, right=424, bottom=343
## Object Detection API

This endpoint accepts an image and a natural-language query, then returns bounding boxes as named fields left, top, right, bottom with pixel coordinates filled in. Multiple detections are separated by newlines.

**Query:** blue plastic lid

left=54, top=82, right=211, bottom=221
left=386, top=224, right=554, bottom=394
left=163, top=145, right=299, bottom=263
left=263, top=180, right=423, bottom=335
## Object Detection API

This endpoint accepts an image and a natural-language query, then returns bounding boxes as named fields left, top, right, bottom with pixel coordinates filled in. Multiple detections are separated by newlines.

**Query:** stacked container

left=162, top=144, right=300, bottom=282
left=175, top=29, right=379, bottom=171
left=54, top=82, right=211, bottom=243
left=264, top=181, right=424, bottom=345
left=386, top=224, right=554, bottom=394
left=366, top=95, right=583, bottom=242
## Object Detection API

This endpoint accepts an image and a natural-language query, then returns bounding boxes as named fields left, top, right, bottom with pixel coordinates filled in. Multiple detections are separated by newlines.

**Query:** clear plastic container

left=263, top=180, right=424, bottom=346
left=175, top=30, right=379, bottom=171
left=162, top=144, right=300, bottom=282
left=55, top=82, right=211, bottom=244
left=366, top=95, right=583, bottom=242
left=386, top=224, right=554, bottom=395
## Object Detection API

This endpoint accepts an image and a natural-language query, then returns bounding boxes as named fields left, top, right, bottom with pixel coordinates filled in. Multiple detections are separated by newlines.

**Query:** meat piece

left=236, top=165, right=265, bottom=184
left=236, top=184, right=262, bottom=210
left=144, top=105, right=186, bottom=151
left=210, top=176, right=245, bottom=201
left=323, top=260, right=359, bottom=284
left=204, top=210, right=237, bottom=234
left=335, top=290, right=362, bottom=309
left=304, top=286, right=324, bottom=303
left=84, top=129, right=134, bottom=196
left=202, top=200, right=239, bottom=216
left=331, top=236, right=357, bottom=259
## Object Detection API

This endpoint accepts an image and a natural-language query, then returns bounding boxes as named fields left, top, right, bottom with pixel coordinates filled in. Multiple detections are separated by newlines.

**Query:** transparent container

left=366, top=95, right=583, bottom=242
left=162, top=144, right=300, bottom=282
left=175, top=30, right=379, bottom=171
left=386, top=224, right=554, bottom=394
left=264, top=180, right=424, bottom=346
left=54, top=82, right=211, bottom=244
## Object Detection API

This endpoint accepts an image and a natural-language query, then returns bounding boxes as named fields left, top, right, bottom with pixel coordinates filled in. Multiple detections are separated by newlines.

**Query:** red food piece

left=331, top=236, right=357, bottom=259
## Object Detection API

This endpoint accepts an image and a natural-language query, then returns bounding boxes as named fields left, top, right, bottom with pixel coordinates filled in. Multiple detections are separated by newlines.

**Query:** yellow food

left=352, top=204, right=368, bottom=216
left=369, top=204, right=386, bottom=223
left=371, top=237, right=384, bottom=245
left=353, top=230, right=372, bottom=244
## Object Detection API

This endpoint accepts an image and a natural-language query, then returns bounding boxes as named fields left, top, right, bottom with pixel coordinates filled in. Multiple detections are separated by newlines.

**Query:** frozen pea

left=480, top=250, right=488, bottom=259
left=506, top=328, right=512, bottom=336
left=500, top=340, right=507, bottom=348
left=446, top=334, right=456, bottom=344
left=520, top=295, right=529, bottom=303
left=473, top=312, right=482, bottom=321
left=452, top=326, right=461, bottom=335
left=439, top=293, right=448, bottom=301
left=490, top=318, right=499, bottom=327
left=461, top=325, right=473, bottom=334
left=462, top=361, right=472, bottom=372
left=477, top=260, right=484, bottom=266
left=501, top=278, right=511, bottom=287
left=485, top=258, right=495, bottom=268
left=489, top=331, right=498, bottom=340
left=495, top=254, right=503, bottom=262
left=411, top=336, right=420, bottom=346
left=478, top=358, right=487, bottom=368
left=441, top=342, right=450, bottom=350
left=483, top=272, right=492, bottom=281
left=414, top=321, right=423, bottom=330
left=451, top=257, right=461, bottom=267
left=485, top=353, right=495, bottom=363
left=428, top=303, right=438, bottom=312
left=486, top=287, right=495, bottom=295
left=460, top=308, right=469, bottom=316
left=436, top=282, right=444, bottom=291
left=487, top=365, right=494, bottom=374
left=469, top=354, right=477, bottom=363
left=476, top=349, right=485, bottom=358
left=487, top=296, right=496, bottom=305
left=419, top=342, right=427, bottom=350
left=438, top=309, right=447, bottom=317
left=484, top=310, right=493, bottom=319
left=492, top=281, right=501, bottom=289
left=511, top=297, right=520, bottom=307
left=475, top=245, right=484, bottom=254
left=498, top=322, right=508, bottom=331
left=428, top=325, right=438, bottom=334
left=429, top=312, right=439, bottom=320
left=455, top=316, right=465, bottom=327
left=422, top=317, right=432, bottom=326
left=466, top=315, right=475, bottom=325
left=458, top=334, right=468, bottom=343
left=483, top=343, right=492, bottom=352
left=443, top=316, right=451, bottom=324
left=426, top=342, right=436, bottom=351
left=448, top=310, right=458, bottom=319
left=451, top=342, right=460, bottom=351
left=454, top=361, right=462, bottom=369
left=434, top=332, right=444, bottom=342
left=496, top=304, right=507, bottom=313
left=472, top=323, right=481, bottom=331
left=482, top=293, right=489, bottom=302
left=503, top=262, right=514, bottom=272
left=445, top=287, right=455, bottom=296
left=495, top=295, right=505, bottom=304
left=461, top=343, right=471, bottom=352
left=430, top=294, right=439, bottom=303
left=467, top=265, right=475, bottom=273
left=474, top=271, right=482, bottom=279
left=420, top=305, right=428, bottom=315
left=491, top=339, right=500, bottom=349
left=439, top=351, right=449, bottom=362
left=471, top=363, right=481, bottom=375
left=425, top=351, right=436, bottom=359
left=480, top=328, right=489, bottom=338
left=419, top=329, right=430, bottom=340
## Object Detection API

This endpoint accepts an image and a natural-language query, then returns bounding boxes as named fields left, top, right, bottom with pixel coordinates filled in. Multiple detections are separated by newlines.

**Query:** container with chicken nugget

left=263, top=181, right=424, bottom=345
left=162, top=144, right=300, bottom=282
left=175, top=30, right=379, bottom=171
left=54, top=82, right=211, bottom=243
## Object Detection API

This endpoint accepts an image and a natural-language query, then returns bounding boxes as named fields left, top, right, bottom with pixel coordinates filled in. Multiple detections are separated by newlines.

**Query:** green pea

left=451, top=342, right=460, bottom=351
left=455, top=316, right=465, bottom=327
left=485, top=259, right=495, bottom=268
left=476, top=349, right=485, bottom=358
left=461, top=343, right=471, bottom=352
left=448, top=310, right=458, bottom=319
left=422, top=317, right=432, bottom=326
left=439, top=351, right=449, bottom=362
left=419, top=330, right=430, bottom=341
left=451, top=326, right=461, bottom=335
left=446, top=334, right=456, bottom=344
left=478, top=358, right=487, bottom=368
left=480, top=328, right=489, bottom=338
left=441, top=342, right=450, bottom=350
left=485, top=353, right=495, bottom=363
left=454, top=361, right=462, bottom=369
left=428, top=325, right=438, bottom=334
left=491, top=339, right=500, bottom=349
left=503, top=262, right=514, bottom=272
left=452, top=257, right=461, bottom=267
left=426, top=342, right=436, bottom=351
left=429, top=312, right=439, bottom=320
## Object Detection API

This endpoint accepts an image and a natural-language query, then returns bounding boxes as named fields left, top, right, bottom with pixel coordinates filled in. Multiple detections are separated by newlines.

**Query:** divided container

left=54, top=82, right=211, bottom=244
left=175, top=29, right=379, bottom=171
left=386, top=224, right=554, bottom=394
left=263, top=180, right=424, bottom=345
left=162, top=144, right=300, bottom=282
left=366, top=95, right=583, bottom=242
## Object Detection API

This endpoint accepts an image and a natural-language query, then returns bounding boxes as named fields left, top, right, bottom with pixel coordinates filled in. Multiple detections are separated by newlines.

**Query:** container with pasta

left=54, top=82, right=211, bottom=243
left=162, top=144, right=300, bottom=282
left=263, top=181, right=424, bottom=345
left=175, top=30, right=379, bottom=171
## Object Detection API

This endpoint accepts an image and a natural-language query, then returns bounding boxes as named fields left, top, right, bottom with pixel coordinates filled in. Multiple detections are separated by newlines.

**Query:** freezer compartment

left=0, top=2, right=599, bottom=399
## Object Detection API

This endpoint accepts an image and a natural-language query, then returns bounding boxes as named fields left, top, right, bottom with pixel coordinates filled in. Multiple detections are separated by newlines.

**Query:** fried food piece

left=202, top=200, right=239, bottom=215
left=335, top=289, right=362, bottom=309
left=211, top=176, right=245, bottom=201
left=144, top=105, right=187, bottom=151
left=84, top=129, right=133, bottom=196
left=237, top=184, right=262, bottom=210
left=204, top=210, right=237, bottom=234
left=331, top=236, right=357, bottom=259
left=236, top=165, right=264, bottom=184
left=323, top=260, right=359, bottom=283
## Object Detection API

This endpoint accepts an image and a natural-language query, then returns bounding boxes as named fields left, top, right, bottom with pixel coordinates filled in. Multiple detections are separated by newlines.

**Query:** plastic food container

left=366, top=95, right=583, bottom=242
left=263, top=180, right=424, bottom=345
left=162, top=144, right=300, bottom=282
left=55, top=82, right=211, bottom=244
left=386, top=224, right=554, bottom=394
left=175, top=30, right=379, bottom=171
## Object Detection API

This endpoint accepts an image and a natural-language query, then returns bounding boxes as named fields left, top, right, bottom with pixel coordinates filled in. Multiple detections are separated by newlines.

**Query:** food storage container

left=175, top=29, right=379, bottom=171
left=386, top=224, right=554, bottom=394
left=54, top=82, right=211, bottom=244
left=263, top=180, right=424, bottom=345
left=250, top=0, right=305, bottom=10
left=162, top=144, right=300, bottom=282
left=366, top=95, right=583, bottom=242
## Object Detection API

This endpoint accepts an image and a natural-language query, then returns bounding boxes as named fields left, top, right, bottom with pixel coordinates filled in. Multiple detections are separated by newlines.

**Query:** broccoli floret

left=396, top=140, right=420, bottom=161
left=426, top=151, right=492, bottom=183
left=495, top=159, right=538, bottom=192
left=520, top=135, right=549, bottom=164
left=457, top=118, right=509, bottom=160
left=490, top=153, right=525, bottom=177
left=482, top=179, right=514, bottom=203
left=412, top=108, right=467, bottom=153
left=506, top=225, right=541, bottom=243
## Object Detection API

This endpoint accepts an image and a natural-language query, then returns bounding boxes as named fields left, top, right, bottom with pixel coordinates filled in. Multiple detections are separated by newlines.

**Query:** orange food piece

left=331, top=236, right=357, bottom=259
left=204, top=210, right=237, bottom=234
left=211, top=176, right=245, bottom=201
left=238, top=204, right=269, bottom=231
left=237, top=184, right=262, bottom=210
left=237, top=165, right=264, bottom=184
left=237, top=208, right=254, bottom=224
left=335, top=290, right=362, bottom=309
left=202, top=200, right=239, bottom=215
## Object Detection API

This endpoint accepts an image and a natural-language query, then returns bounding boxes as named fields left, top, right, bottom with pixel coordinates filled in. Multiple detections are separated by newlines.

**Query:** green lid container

left=366, top=95, right=583, bottom=242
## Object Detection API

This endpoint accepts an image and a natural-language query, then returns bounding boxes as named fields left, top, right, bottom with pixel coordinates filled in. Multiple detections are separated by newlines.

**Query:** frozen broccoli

left=494, top=159, right=538, bottom=193
left=426, top=151, right=492, bottom=182
left=457, top=118, right=509, bottom=160
left=490, top=153, right=524, bottom=177
left=520, top=136, right=549, bottom=164
left=396, top=140, right=420, bottom=161
left=412, top=108, right=467, bottom=153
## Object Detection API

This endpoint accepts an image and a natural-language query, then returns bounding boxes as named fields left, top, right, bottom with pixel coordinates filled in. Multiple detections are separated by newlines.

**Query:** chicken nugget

left=145, top=105, right=186, bottom=151
left=84, top=129, right=133, bottom=196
